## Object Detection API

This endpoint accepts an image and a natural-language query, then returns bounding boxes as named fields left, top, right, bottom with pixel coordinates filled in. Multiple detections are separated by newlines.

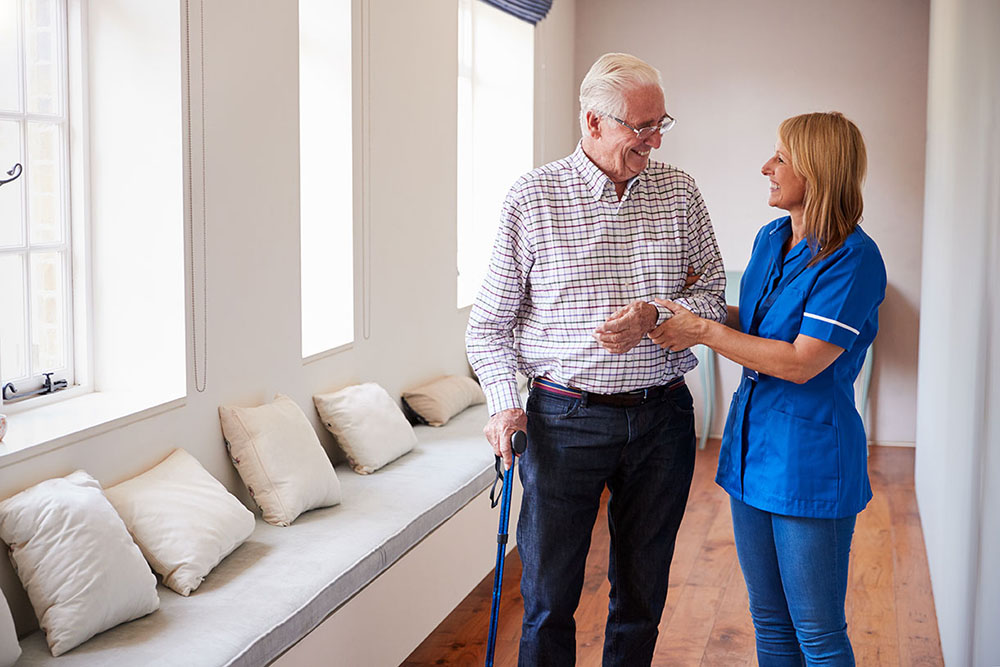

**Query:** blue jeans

left=516, top=384, right=696, bottom=667
left=730, top=497, right=857, bottom=666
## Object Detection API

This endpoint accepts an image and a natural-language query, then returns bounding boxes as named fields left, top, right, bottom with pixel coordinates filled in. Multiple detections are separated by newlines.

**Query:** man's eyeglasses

left=606, top=113, right=676, bottom=141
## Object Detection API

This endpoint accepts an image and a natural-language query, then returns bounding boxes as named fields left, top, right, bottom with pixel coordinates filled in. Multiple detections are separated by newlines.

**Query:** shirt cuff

left=483, top=378, right=524, bottom=415
left=800, top=312, right=858, bottom=350
left=649, top=301, right=673, bottom=327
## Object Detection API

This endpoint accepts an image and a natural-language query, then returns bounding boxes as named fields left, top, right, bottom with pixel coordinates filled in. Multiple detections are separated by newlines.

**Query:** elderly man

left=466, top=53, right=726, bottom=666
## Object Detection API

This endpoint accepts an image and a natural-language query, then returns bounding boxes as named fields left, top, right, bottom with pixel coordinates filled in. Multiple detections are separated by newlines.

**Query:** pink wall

left=574, top=0, right=929, bottom=444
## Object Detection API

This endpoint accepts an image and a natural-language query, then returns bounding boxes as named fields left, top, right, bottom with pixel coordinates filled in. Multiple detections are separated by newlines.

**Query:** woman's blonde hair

left=778, top=112, right=867, bottom=265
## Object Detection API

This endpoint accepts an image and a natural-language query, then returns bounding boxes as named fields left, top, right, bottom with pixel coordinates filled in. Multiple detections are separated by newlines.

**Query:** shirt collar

left=768, top=216, right=818, bottom=264
left=570, top=141, right=644, bottom=202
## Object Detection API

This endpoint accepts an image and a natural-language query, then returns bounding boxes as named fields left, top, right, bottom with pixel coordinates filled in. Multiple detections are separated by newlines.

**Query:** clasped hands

left=593, top=298, right=707, bottom=354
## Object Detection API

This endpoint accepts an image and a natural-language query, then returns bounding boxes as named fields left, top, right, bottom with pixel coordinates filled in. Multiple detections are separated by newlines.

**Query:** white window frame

left=0, top=0, right=87, bottom=410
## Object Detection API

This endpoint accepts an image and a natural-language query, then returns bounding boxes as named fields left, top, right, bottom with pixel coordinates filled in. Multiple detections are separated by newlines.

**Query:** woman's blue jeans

left=730, top=496, right=857, bottom=666
left=516, top=384, right=696, bottom=667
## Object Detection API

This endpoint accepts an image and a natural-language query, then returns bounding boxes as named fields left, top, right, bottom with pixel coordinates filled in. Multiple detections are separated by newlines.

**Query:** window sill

left=303, top=341, right=353, bottom=365
left=0, top=389, right=185, bottom=469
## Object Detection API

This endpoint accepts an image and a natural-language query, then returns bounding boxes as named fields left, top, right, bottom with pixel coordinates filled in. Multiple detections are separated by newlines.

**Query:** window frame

left=0, top=0, right=86, bottom=408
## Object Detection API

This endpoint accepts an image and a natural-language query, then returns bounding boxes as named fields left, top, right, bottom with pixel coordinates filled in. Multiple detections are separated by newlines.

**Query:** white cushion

left=314, top=383, right=418, bottom=474
left=401, top=375, right=485, bottom=427
left=105, top=449, right=257, bottom=596
left=219, top=394, right=342, bottom=526
left=0, top=585, right=20, bottom=667
left=0, top=471, right=159, bottom=657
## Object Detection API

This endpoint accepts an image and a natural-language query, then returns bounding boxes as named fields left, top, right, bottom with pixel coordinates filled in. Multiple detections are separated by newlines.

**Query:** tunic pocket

left=761, top=407, right=840, bottom=504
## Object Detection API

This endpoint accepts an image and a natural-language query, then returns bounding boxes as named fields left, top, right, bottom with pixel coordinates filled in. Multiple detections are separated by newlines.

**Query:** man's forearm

left=673, top=289, right=727, bottom=323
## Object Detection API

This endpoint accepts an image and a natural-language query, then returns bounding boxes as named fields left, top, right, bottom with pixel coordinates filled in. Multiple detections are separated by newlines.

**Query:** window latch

left=2, top=373, right=68, bottom=403
left=0, top=163, right=22, bottom=188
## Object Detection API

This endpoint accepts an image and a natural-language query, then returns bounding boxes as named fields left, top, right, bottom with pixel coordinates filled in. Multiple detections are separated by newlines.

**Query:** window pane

left=29, top=250, right=64, bottom=372
left=27, top=121, right=62, bottom=244
left=0, top=0, right=20, bottom=113
left=25, top=0, right=61, bottom=116
left=299, top=0, right=353, bottom=356
left=0, top=120, right=24, bottom=247
left=0, top=253, right=28, bottom=380
left=456, top=0, right=533, bottom=307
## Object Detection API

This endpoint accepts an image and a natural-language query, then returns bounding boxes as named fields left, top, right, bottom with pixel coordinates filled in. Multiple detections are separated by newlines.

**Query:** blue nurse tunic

left=716, top=216, right=887, bottom=519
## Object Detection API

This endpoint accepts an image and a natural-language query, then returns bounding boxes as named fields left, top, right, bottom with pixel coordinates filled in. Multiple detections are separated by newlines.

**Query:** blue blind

left=480, top=0, right=552, bottom=24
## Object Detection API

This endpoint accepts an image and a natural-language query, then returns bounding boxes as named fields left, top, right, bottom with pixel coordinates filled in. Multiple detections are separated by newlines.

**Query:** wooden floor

left=403, top=441, right=944, bottom=666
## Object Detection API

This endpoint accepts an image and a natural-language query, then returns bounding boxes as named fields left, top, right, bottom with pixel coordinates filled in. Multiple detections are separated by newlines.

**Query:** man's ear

left=584, top=110, right=602, bottom=139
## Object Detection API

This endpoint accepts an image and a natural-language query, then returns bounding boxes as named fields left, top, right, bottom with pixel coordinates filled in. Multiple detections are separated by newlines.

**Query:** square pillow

left=401, top=375, right=485, bottom=427
left=105, top=448, right=257, bottom=596
left=0, top=471, right=159, bottom=657
left=219, top=394, right=342, bottom=526
left=313, top=383, right=417, bottom=474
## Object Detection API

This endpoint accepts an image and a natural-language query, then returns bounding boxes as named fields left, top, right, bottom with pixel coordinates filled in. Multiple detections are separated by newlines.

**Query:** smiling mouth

left=769, top=181, right=779, bottom=191
left=632, top=148, right=650, bottom=157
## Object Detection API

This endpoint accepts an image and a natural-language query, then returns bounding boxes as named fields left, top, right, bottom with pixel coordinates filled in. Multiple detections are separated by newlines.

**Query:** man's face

left=584, top=85, right=666, bottom=184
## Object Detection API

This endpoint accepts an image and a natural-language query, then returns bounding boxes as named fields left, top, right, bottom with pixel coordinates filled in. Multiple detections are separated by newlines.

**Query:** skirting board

left=273, top=482, right=523, bottom=667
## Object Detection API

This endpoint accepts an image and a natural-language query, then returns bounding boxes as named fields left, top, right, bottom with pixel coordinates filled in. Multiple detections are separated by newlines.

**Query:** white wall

left=915, top=0, right=1000, bottom=664
left=0, top=0, right=577, bottom=640
left=575, top=0, right=929, bottom=445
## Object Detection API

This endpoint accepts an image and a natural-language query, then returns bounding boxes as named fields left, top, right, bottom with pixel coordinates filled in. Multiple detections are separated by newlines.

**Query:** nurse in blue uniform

left=650, top=112, right=885, bottom=666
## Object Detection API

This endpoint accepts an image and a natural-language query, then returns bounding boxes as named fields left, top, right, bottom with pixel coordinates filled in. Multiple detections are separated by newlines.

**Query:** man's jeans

left=516, top=383, right=696, bottom=667
left=730, top=497, right=857, bottom=666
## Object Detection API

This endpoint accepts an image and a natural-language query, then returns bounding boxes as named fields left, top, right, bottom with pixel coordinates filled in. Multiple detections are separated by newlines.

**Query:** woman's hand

left=648, top=299, right=707, bottom=351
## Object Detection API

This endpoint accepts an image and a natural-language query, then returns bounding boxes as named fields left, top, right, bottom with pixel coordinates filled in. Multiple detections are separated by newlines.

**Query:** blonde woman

left=652, top=112, right=885, bottom=666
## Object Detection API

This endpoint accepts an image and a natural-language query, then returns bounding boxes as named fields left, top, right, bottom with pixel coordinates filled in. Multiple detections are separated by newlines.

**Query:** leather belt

left=532, top=376, right=685, bottom=408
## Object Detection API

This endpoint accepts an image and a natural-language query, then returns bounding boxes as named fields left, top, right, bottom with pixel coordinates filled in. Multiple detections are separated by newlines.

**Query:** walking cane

left=485, top=430, right=527, bottom=667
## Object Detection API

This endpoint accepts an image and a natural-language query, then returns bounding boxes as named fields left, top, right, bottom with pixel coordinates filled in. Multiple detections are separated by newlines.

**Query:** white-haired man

left=466, top=53, right=727, bottom=666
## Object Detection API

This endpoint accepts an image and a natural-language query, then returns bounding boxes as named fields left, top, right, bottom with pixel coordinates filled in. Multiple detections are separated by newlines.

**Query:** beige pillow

left=0, top=584, right=19, bottom=666
left=219, top=394, right=342, bottom=526
left=401, top=375, right=486, bottom=427
left=105, top=449, right=257, bottom=596
left=0, top=471, right=159, bottom=657
left=313, top=383, right=417, bottom=474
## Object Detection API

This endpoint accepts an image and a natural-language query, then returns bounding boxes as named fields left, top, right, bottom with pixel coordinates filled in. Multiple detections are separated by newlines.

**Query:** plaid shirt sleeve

left=670, top=181, right=728, bottom=323
left=465, top=189, right=534, bottom=415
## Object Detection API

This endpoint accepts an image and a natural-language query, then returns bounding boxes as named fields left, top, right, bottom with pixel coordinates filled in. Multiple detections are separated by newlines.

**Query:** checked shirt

left=466, top=143, right=727, bottom=415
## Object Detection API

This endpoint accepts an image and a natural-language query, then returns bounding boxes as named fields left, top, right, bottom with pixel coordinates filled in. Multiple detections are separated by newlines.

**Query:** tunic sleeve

left=799, top=239, right=887, bottom=350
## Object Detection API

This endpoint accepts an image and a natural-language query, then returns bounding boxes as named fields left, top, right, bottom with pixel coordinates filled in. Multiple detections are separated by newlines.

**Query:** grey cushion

left=14, top=405, right=493, bottom=666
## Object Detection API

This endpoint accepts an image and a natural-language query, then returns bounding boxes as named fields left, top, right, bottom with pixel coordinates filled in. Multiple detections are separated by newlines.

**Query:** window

left=456, top=0, right=534, bottom=308
left=0, top=0, right=184, bottom=433
left=299, top=0, right=354, bottom=357
left=0, top=0, right=75, bottom=397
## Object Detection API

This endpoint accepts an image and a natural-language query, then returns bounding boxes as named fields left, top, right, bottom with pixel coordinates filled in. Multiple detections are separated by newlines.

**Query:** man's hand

left=593, top=300, right=658, bottom=354
left=648, top=299, right=706, bottom=351
left=484, top=408, right=528, bottom=470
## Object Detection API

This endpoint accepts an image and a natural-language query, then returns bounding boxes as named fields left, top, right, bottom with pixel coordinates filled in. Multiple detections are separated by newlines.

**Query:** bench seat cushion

left=14, top=405, right=493, bottom=666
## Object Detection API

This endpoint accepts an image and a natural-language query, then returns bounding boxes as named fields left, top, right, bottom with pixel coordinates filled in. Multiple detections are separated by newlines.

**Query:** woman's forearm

left=699, top=319, right=841, bottom=384
left=725, top=305, right=740, bottom=329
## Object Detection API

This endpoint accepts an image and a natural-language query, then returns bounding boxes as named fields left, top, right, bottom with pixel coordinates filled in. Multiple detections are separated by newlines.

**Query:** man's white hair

left=579, top=53, right=664, bottom=132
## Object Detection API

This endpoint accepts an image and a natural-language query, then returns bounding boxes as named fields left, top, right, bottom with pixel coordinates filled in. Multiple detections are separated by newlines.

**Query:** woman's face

left=762, top=139, right=806, bottom=214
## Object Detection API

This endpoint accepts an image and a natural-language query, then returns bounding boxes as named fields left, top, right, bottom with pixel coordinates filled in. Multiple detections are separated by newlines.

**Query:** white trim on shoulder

left=803, top=312, right=860, bottom=335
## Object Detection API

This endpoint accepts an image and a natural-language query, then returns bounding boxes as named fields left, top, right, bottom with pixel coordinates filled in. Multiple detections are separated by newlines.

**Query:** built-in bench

left=12, top=404, right=506, bottom=666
